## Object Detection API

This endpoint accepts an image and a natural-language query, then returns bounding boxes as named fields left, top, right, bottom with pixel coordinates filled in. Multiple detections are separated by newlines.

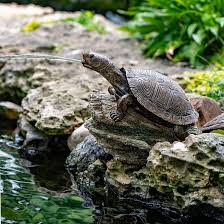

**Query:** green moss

left=21, top=20, right=41, bottom=32
left=212, top=130, right=224, bottom=135
left=184, top=70, right=224, bottom=100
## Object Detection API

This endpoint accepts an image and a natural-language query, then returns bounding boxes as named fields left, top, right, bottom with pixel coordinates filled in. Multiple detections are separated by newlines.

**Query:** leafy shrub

left=121, top=0, right=224, bottom=67
left=184, top=70, right=224, bottom=100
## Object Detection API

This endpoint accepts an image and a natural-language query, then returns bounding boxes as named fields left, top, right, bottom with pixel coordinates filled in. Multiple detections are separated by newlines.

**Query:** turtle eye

left=89, top=54, right=94, bottom=59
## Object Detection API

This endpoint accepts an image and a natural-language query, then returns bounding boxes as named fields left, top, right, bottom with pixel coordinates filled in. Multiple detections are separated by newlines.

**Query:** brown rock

left=190, top=96, right=222, bottom=127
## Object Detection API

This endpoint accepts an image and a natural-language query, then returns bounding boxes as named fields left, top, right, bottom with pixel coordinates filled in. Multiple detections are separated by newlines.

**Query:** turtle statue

left=82, top=52, right=200, bottom=139
left=201, top=113, right=224, bottom=133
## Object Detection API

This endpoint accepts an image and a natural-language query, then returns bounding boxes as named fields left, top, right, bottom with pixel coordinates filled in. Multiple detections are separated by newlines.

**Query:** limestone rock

left=0, top=61, right=37, bottom=103
left=0, top=101, right=22, bottom=120
left=143, top=133, right=224, bottom=209
left=86, top=90, right=177, bottom=165
left=22, top=78, right=103, bottom=135
left=81, top=90, right=224, bottom=217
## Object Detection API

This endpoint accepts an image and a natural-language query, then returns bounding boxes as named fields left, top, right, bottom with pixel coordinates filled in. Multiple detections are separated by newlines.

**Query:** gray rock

left=0, top=60, right=37, bottom=103
left=66, top=135, right=108, bottom=171
left=22, top=77, right=104, bottom=135
left=66, top=135, right=111, bottom=196
left=105, top=133, right=224, bottom=210
left=86, top=90, right=177, bottom=165
left=17, top=115, right=49, bottom=151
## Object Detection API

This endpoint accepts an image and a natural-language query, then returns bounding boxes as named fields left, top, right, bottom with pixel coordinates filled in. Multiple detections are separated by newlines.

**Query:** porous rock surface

left=142, top=134, right=224, bottom=209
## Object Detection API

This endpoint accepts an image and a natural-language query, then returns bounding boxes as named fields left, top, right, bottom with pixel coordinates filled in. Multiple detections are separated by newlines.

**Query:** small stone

left=115, top=174, right=131, bottom=185
left=0, top=101, right=22, bottom=120
left=67, top=124, right=90, bottom=151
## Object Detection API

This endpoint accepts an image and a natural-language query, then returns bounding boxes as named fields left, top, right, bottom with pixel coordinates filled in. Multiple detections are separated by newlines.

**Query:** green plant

left=184, top=70, right=224, bottom=100
left=61, top=11, right=106, bottom=34
left=121, top=0, right=224, bottom=67
left=21, top=20, right=41, bottom=32
left=21, top=11, right=106, bottom=34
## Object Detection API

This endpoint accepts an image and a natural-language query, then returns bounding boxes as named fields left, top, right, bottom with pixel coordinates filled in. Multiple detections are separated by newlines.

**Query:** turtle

left=82, top=52, right=200, bottom=139
left=201, top=113, right=224, bottom=133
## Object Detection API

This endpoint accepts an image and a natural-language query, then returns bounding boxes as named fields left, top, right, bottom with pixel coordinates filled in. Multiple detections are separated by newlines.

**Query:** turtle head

left=82, top=51, right=128, bottom=93
left=82, top=51, right=113, bottom=73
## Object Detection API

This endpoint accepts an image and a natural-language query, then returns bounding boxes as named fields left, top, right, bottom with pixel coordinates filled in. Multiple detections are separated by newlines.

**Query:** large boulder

left=21, top=77, right=104, bottom=135
left=85, top=90, right=177, bottom=165
left=70, top=90, right=224, bottom=222
left=141, top=133, right=224, bottom=209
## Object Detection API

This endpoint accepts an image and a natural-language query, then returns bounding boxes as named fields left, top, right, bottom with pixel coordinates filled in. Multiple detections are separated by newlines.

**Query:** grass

left=121, top=0, right=224, bottom=67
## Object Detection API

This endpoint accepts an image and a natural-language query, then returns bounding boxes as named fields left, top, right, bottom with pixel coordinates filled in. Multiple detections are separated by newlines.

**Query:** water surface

left=0, top=138, right=93, bottom=224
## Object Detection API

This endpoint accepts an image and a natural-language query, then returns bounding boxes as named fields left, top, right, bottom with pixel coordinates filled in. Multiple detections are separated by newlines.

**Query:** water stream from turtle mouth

left=0, top=135, right=93, bottom=224
left=0, top=54, right=82, bottom=63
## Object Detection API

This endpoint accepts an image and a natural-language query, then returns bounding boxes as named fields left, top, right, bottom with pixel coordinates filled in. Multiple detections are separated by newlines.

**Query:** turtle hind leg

left=110, top=94, right=133, bottom=122
left=174, top=125, right=202, bottom=140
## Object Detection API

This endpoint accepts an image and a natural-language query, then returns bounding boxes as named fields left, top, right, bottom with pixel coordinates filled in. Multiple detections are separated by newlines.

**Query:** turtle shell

left=201, top=113, right=224, bottom=132
left=126, top=69, right=198, bottom=125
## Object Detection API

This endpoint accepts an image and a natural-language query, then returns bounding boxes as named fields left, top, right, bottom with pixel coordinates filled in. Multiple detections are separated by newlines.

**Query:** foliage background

left=122, top=0, right=224, bottom=67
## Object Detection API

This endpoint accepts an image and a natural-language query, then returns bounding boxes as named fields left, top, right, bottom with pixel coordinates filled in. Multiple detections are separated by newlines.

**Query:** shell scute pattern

left=126, top=69, right=198, bottom=125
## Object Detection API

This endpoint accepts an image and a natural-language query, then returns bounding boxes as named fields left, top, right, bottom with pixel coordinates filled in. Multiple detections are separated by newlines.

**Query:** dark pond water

left=0, top=137, right=93, bottom=224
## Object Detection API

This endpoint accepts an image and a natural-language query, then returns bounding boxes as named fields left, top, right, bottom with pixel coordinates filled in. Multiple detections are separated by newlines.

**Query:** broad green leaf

left=192, top=30, right=206, bottom=44
left=209, top=26, right=219, bottom=37
left=187, top=23, right=197, bottom=37
left=216, top=17, right=224, bottom=27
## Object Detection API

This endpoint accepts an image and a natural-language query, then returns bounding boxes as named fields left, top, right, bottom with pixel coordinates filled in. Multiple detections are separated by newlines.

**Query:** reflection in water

left=0, top=138, right=93, bottom=224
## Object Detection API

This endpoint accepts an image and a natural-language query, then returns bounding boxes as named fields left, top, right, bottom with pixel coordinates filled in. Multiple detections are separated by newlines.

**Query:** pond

left=0, top=137, right=93, bottom=224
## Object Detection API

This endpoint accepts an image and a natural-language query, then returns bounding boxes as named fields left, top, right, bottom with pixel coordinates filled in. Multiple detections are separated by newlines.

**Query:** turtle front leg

left=110, top=94, right=133, bottom=122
